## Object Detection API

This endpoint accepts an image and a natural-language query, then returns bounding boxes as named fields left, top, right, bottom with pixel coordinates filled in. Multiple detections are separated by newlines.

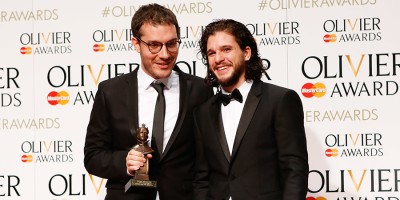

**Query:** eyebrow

left=207, top=45, right=232, bottom=52
left=220, top=45, right=232, bottom=49
left=206, top=49, right=215, bottom=54
left=146, top=38, right=179, bottom=43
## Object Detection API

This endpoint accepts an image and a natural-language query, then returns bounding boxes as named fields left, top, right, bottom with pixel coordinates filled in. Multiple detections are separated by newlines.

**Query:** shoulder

left=258, top=81, right=294, bottom=93
left=177, top=69, right=211, bottom=92
left=255, top=80, right=301, bottom=102
left=98, top=72, right=135, bottom=91
left=178, top=69, right=204, bottom=83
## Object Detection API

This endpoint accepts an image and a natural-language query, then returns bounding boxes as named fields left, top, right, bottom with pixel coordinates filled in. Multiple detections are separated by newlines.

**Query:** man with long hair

left=193, top=19, right=309, bottom=200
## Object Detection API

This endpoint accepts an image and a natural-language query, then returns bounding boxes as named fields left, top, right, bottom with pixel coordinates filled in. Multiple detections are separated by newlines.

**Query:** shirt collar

left=221, top=80, right=253, bottom=98
left=138, top=67, right=176, bottom=90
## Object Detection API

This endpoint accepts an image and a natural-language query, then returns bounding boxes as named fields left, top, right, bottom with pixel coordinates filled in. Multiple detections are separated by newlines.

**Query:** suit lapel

left=211, top=98, right=231, bottom=163
left=127, top=69, right=139, bottom=138
left=161, top=69, right=190, bottom=160
left=231, top=81, right=262, bottom=159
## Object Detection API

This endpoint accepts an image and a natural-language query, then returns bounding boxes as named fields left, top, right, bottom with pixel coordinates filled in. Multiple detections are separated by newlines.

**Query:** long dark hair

left=199, top=19, right=266, bottom=87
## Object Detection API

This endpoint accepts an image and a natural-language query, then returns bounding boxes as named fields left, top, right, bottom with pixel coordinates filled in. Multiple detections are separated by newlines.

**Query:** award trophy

left=125, top=124, right=157, bottom=192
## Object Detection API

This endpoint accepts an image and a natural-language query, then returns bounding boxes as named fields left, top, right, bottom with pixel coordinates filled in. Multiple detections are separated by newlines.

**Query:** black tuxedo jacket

left=84, top=67, right=211, bottom=200
left=193, top=80, right=309, bottom=200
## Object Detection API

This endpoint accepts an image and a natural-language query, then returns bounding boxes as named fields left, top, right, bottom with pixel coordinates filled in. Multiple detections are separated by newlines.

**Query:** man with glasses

left=84, top=3, right=211, bottom=200
left=135, top=37, right=181, bottom=54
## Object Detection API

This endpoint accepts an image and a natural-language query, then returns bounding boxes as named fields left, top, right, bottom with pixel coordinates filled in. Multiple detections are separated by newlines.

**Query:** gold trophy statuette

left=125, top=124, right=157, bottom=192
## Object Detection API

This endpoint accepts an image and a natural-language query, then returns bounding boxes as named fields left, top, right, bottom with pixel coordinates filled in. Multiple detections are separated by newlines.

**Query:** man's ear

left=244, top=46, right=251, bottom=61
left=132, top=37, right=140, bottom=52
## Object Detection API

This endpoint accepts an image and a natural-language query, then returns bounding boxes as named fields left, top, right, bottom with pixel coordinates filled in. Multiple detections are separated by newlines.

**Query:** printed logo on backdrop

left=46, top=63, right=191, bottom=105
left=0, top=9, right=58, bottom=22
left=323, top=17, right=382, bottom=43
left=247, top=21, right=301, bottom=46
left=20, top=140, right=73, bottom=163
left=90, top=26, right=206, bottom=51
left=46, top=60, right=204, bottom=106
left=301, top=53, right=400, bottom=98
left=308, top=169, right=400, bottom=199
left=47, top=91, right=70, bottom=106
left=324, top=132, right=384, bottom=157
left=0, top=175, right=21, bottom=197
left=0, top=118, right=60, bottom=131
left=256, top=0, right=378, bottom=11
left=301, top=82, right=327, bottom=98
left=90, top=26, right=207, bottom=53
left=305, top=108, right=379, bottom=123
left=301, top=53, right=397, bottom=123
left=179, top=25, right=205, bottom=49
left=92, top=29, right=133, bottom=53
left=170, top=2, right=213, bottom=50
left=47, top=173, right=105, bottom=198
left=19, top=32, right=72, bottom=55
left=46, top=64, right=137, bottom=105
left=0, top=67, right=21, bottom=107
left=94, top=2, right=213, bottom=52
left=98, top=2, right=212, bottom=18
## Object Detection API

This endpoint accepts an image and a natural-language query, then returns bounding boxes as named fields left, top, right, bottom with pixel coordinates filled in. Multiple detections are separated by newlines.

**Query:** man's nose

left=158, top=45, right=171, bottom=58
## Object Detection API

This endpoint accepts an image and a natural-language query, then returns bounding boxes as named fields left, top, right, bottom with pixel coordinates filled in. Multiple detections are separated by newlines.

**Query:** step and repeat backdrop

left=1, top=0, right=399, bottom=199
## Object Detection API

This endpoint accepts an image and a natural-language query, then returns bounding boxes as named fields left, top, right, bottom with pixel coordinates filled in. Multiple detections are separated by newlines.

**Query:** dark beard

left=216, top=65, right=245, bottom=87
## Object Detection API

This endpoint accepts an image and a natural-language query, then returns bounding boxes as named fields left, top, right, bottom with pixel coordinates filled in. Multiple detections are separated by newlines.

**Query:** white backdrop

left=1, top=0, right=399, bottom=199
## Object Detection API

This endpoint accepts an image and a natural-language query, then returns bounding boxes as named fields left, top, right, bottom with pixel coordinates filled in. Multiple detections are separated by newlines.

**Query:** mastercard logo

left=21, top=154, right=33, bottom=162
left=301, top=82, right=327, bottom=98
left=47, top=91, right=70, bottom=105
left=323, top=34, right=337, bottom=43
left=307, top=197, right=327, bottom=200
left=93, top=44, right=105, bottom=52
left=325, top=148, right=339, bottom=157
left=20, top=46, right=32, bottom=54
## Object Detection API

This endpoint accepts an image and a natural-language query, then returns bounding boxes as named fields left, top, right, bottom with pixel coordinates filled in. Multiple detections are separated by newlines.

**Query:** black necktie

left=218, top=88, right=243, bottom=106
left=151, top=81, right=165, bottom=156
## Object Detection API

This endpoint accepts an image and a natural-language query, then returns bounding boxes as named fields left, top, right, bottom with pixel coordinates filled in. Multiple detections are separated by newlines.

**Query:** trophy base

left=125, top=179, right=157, bottom=192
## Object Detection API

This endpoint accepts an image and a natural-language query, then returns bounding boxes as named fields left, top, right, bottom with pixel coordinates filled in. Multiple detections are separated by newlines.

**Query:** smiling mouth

left=157, top=63, right=170, bottom=68
left=214, top=65, right=230, bottom=72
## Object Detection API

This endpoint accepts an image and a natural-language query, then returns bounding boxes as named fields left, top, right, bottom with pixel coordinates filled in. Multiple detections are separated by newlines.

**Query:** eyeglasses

left=136, top=37, right=181, bottom=54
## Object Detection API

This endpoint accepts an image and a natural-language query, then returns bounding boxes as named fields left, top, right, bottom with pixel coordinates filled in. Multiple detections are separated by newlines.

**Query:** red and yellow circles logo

left=20, top=46, right=32, bottom=54
left=47, top=91, right=70, bottom=105
left=301, top=83, right=327, bottom=98
left=307, top=197, right=327, bottom=200
left=325, top=148, right=339, bottom=157
left=21, top=155, right=33, bottom=162
left=323, top=34, right=337, bottom=43
left=93, top=44, right=105, bottom=52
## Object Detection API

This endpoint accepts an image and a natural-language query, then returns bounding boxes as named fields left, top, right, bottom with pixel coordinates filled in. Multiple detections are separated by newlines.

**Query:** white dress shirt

left=137, top=67, right=180, bottom=200
left=220, top=80, right=252, bottom=200
left=137, top=67, right=180, bottom=153
left=220, top=80, right=253, bottom=155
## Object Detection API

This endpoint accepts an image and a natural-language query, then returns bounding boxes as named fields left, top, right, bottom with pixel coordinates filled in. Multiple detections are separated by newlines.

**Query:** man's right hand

left=126, top=149, right=153, bottom=175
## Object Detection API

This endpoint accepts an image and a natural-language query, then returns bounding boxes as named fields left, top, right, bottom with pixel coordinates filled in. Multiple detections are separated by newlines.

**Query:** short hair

left=131, top=3, right=180, bottom=39
left=199, top=19, right=265, bottom=87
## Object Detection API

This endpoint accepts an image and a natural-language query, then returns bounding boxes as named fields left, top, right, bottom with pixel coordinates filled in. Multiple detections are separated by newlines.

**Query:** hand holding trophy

left=125, top=124, right=157, bottom=192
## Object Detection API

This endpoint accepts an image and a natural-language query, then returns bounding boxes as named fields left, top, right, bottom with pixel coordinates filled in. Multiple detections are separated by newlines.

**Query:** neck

left=221, top=78, right=246, bottom=93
